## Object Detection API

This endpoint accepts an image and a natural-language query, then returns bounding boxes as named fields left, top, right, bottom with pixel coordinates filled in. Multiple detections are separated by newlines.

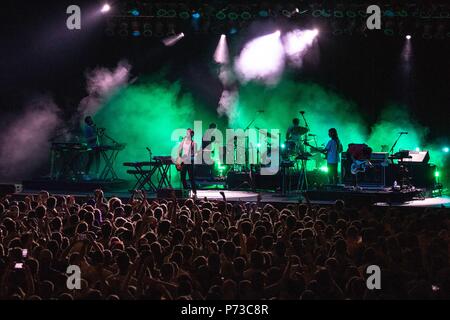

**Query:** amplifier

left=0, top=184, right=22, bottom=196
left=226, top=171, right=254, bottom=190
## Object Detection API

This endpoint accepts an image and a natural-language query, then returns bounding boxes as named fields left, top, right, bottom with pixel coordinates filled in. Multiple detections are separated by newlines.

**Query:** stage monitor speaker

left=226, top=171, right=253, bottom=190
left=0, top=184, right=22, bottom=196
left=400, top=150, right=430, bottom=164
left=195, top=164, right=214, bottom=179
left=254, top=173, right=280, bottom=191
left=157, top=188, right=189, bottom=199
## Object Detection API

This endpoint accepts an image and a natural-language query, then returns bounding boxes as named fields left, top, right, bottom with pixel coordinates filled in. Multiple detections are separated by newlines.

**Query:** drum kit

left=280, top=125, right=325, bottom=194
left=196, top=110, right=325, bottom=195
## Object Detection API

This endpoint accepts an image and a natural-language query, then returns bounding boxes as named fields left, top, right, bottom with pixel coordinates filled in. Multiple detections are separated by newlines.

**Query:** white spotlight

left=406, top=34, right=412, bottom=40
left=235, top=31, right=285, bottom=84
left=214, top=34, right=229, bottom=64
left=283, top=28, right=319, bottom=67
left=101, top=3, right=111, bottom=13
left=162, top=33, right=185, bottom=47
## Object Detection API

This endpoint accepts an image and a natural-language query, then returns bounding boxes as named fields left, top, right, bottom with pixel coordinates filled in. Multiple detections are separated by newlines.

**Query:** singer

left=84, top=116, right=101, bottom=180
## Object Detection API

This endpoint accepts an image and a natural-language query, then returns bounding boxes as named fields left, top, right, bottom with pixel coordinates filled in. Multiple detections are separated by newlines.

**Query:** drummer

left=286, top=118, right=308, bottom=154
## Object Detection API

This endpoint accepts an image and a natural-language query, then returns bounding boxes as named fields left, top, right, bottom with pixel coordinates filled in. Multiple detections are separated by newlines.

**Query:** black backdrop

left=1, top=0, right=449, bottom=139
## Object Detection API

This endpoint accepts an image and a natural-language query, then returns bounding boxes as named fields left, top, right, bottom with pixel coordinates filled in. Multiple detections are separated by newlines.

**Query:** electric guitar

left=176, top=146, right=202, bottom=171
left=350, top=160, right=373, bottom=174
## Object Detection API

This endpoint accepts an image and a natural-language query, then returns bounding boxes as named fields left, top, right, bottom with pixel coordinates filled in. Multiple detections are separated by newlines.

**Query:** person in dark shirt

left=84, top=116, right=100, bottom=179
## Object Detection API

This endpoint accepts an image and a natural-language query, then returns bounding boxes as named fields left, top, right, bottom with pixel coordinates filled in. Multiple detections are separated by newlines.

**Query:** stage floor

left=16, top=188, right=450, bottom=208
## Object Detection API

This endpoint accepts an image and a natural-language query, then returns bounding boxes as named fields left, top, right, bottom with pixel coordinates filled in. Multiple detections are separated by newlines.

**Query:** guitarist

left=325, top=128, right=343, bottom=185
left=177, top=128, right=198, bottom=195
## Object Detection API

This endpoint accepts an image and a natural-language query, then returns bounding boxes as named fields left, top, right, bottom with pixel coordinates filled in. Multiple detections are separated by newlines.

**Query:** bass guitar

left=350, top=160, right=373, bottom=174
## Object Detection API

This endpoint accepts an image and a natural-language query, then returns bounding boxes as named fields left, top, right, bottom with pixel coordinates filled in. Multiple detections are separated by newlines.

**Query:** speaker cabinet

left=0, top=184, right=22, bottom=196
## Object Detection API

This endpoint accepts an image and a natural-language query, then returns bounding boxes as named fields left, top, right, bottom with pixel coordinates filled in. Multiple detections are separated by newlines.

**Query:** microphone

left=399, top=132, right=408, bottom=134
left=308, top=134, right=316, bottom=136
left=146, top=147, right=152, bottom=153
left=258, top=110, right=265, bottom=113
left=299, top=111, right=305, bottom=114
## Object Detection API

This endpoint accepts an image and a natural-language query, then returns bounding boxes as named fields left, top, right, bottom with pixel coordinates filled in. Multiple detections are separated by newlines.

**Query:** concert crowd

left=0, top=190, right=449, bottom=300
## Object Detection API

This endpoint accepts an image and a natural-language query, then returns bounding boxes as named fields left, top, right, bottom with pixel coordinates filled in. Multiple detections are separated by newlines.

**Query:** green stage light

left=167, top=9, right=176, bottom=18
left=334, top=10, right=344, bottom=18
left=415, top=147, right=420, bottom=151
left=435, top=171, right=440, bottom=178
left=241, top=12, right=252, bottom=20
left=312, top=10, right=322, bottom=17
left=216, top=11, right=226, bottom=20
left=228, top=12, right=239, bottom=20
left=281, top=143, right=285, bottom=149
left=320, top=166, right=329, bottom=173
left=157, top=9, right=167, bottom=17
left=179, top=11, right=190, bottom=19
left=443, top=147, right=449, bottom=153
left=346, top=11, right=357, bottom=18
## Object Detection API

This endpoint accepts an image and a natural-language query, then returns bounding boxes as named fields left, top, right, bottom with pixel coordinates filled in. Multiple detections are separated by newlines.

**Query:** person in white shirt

left=177, top=128, right=198, bottom=194
left=325, top=128, right=343, bottom=184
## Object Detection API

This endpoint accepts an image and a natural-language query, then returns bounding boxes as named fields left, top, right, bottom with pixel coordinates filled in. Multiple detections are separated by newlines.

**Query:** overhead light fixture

left=101, top=3, right=111, bottom=13
left=118, top=22, right=128, bottom=37
left=130, top=8, right=140, bottom=16
left=143, top=23, right=153, bottom=37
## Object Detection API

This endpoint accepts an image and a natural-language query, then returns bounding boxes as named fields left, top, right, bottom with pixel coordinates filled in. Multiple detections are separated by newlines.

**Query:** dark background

left=1, top=0, right=449, bottom=139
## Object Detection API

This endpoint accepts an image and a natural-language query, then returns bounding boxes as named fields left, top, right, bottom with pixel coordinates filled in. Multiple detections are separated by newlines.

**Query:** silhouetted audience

left=0, top=189, right=449, bottom=300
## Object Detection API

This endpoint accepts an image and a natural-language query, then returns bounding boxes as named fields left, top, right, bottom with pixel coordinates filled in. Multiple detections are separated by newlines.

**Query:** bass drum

left=283, top=140, right=305, bottom=159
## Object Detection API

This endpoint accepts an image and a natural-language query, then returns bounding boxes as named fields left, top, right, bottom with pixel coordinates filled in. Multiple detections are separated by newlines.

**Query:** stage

left=14, top=187, right=450, bottom=208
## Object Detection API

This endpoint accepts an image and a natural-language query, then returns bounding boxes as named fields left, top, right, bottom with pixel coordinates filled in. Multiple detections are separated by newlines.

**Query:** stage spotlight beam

left=235, top=30, right=285, bottom=84
left=162, top=33, right=185, bottom=47
left=214, top=34, right=229, bottom=64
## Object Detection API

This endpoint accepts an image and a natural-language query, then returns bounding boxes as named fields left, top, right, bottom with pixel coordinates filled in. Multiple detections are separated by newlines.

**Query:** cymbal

left=291, top=126, right=309, bottom=135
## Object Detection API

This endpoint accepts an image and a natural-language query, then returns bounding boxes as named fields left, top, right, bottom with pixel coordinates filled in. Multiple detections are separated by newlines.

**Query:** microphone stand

left=240, top=111, right=262, bottom=190
left=243, top=111, right=262, bottom=169
left=389, top=132, right=405, bottom=155
left=299, top=112, right=310, bottom=150
left=98, top=128, right=119, bottom=145
left=300, top=112, right=309, bottom=131
left=146, top=148, right=152, bottom=163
